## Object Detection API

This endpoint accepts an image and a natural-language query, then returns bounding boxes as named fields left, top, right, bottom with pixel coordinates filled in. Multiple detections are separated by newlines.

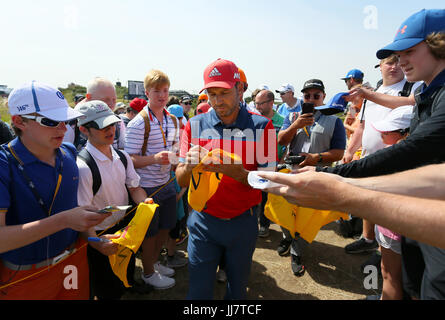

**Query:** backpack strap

left=77, top=148, right=101, bottom=196
left=77, top=148, right=129, bottom=196
left=399, top=81, right=414, bottom=97
left=140, top=109, right=151, bottom=155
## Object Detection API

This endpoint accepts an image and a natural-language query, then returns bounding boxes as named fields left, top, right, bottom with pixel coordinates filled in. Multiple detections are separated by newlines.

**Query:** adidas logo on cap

left=208, top=67, right=222, bottom=78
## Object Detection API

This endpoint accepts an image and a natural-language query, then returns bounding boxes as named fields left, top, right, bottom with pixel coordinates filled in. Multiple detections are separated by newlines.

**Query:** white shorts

left=374, top=225, right=401, bottom=255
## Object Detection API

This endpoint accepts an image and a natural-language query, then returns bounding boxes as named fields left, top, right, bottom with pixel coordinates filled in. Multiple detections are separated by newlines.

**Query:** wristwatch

left=317, top=153, right=323, bottom=163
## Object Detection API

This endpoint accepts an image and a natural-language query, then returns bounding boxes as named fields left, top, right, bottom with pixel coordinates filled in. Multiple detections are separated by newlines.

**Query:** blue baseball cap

left=167, top=104, right=184, bottom=118
left=376, top=9, right=445, bottom=59
left=315, top=92, right=349, bottom=115
left=341, top=69, right=364, bottom=81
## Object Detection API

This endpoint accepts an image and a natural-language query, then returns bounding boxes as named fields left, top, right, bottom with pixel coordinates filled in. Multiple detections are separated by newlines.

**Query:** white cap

left=372, top=105, right=414, bottom=132
left=275, top=83, right=295, bottom=94
left=8, top=81, right=82, bottom=121
left=75, top=100, right=121, bottom=129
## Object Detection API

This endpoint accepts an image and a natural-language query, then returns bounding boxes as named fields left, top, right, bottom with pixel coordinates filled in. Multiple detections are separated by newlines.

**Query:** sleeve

left=0, top=151, right=11, bottom=214
left=123, top=151, right=141, bottom=188
left=76, top=158, right=94, bottom=207
left=329, top=118, right=347, bottom=150
left=124, top=116, right=145, bottom=155
left=179, top=120, right=192, bottom=163
left=280, top=112, right=293, bottom=131
left=318, top=90, right=445, bottom=178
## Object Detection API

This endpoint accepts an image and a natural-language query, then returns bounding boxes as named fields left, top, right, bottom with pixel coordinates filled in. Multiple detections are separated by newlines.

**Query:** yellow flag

left=108, top=202, right=158, bottom=287
left=264, top=193, right=349, bottom=243
left=187, top=149, right=241, bottom=212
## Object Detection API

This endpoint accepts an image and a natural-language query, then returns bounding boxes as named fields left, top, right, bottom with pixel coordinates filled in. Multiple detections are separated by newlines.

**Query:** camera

left=284, top=155, right=306, bottom=165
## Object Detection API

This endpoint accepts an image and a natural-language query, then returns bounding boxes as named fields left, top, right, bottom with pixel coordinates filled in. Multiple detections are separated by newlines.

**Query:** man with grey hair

left=74, top=77, right=126, bottom=150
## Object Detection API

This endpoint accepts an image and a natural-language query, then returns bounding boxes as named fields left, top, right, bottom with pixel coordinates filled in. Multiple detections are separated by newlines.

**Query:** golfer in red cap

left=176, top=58, right=277, bottom=299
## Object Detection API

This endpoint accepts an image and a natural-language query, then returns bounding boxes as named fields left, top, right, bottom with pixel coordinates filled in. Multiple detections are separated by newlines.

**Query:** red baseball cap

left=196, top=102, right=211, bottom=114
left=129, top=98, right=147, bottom=112
left=200, top=59, right=241, bottom=93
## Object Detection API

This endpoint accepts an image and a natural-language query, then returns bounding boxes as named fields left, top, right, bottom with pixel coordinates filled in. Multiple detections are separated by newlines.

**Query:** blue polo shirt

left=0, top=139, right=79, bottom=265
left=179, top=106, right=277, bottom=219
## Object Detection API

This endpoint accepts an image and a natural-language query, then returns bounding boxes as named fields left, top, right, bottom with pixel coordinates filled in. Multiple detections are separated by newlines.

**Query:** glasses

left=304, top=93, right=322, bottom=100
left=279, top=91, right=289, bottom=96
left=21, top=115, right=67, bottom=128
left=183, top=102, right=192, bottom=105
left=255, top=99, right=273, bottom=107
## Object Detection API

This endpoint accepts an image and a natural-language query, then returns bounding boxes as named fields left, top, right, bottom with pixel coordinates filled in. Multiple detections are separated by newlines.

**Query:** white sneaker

left=154, top=261, right=175, bottom=277
left=141, top=271, right=175, bottom=290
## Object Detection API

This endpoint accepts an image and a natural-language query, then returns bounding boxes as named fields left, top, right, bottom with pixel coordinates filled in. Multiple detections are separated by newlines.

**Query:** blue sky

left=1, top=0, right=443, bottom=100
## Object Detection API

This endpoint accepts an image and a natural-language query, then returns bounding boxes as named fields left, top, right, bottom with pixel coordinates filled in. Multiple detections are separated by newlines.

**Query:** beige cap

left=75, top=100, right=121, bottom=129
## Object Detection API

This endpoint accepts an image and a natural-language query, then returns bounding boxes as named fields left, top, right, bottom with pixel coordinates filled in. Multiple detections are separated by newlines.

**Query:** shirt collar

left=86, top=141, right=118, bottom=162
left=419, top=68, right=445, bottom=99
left=8, top=137, right=64, bottom=166
left=209, top=103, right=249, bottom=129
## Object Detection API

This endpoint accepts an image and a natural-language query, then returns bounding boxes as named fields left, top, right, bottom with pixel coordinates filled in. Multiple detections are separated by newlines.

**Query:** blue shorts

left=143, top=182, right=177, bottom=238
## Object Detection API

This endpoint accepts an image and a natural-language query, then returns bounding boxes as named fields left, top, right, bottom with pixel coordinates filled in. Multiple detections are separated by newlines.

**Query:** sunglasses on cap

left=21, top=115, right=68, bottom=128
left=304, top=93, right=322, bottom=100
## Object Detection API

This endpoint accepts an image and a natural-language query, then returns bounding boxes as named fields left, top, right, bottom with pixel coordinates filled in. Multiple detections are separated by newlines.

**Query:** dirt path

left=124, top=222, right=382, bottom=300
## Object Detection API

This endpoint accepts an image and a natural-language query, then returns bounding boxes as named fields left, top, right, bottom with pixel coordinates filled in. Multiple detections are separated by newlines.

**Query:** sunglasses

left=279, top=91, right=290, bottom=96
left=304, top=93, right=322, bottom=100
left=183, top=102, right=192, bottom=105
left=21, top=115, right=68, bottom=128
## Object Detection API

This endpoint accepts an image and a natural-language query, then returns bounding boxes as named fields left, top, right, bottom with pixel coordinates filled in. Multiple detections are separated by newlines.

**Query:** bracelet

left=317, top=153, right=323, bottom=163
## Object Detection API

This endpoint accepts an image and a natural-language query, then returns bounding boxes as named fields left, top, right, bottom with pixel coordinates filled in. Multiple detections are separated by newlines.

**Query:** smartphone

left=301, top=102, right=315, bottom=114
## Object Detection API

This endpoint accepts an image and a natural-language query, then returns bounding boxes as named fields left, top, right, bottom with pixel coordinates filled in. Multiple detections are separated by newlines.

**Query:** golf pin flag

left=187, top=149, right=241, bottom=212
left=108, top=202, right=158, bottom=287
left=264, top=192, right=348, bottom=243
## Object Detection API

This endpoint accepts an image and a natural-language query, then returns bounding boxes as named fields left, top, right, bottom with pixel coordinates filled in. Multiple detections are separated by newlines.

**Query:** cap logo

left=208, top=67, right=222, bottom=78
left=56, top=91, right=65, bottom=100
left=400, top=25, right=407, bottom=34
left=234, top=72, right=240, bottom=80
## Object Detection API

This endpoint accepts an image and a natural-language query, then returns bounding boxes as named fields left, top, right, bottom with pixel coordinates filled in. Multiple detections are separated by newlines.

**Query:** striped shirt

left=124, top=105, right=180, bottom=188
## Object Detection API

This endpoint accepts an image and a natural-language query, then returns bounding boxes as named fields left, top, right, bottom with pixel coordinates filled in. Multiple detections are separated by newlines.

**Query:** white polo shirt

left=77, top=142, right=140, bottom=231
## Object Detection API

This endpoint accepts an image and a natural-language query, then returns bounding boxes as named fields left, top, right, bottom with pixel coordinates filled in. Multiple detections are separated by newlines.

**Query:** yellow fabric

left=108, top=203, right=158, bottom=287
left=264, top=169, right=349, bottom=243
left=187, top=149, right=240, bottom=212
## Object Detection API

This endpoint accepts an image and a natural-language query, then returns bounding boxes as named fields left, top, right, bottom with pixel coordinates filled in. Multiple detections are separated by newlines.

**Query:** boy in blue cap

left=313, top=9, right=445, bottom=299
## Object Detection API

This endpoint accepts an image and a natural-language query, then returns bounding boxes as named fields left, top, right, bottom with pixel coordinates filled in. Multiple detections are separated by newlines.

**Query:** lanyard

left=6, top=143, right=64, bottom=217
left=148, top=108, right=168, bottom=149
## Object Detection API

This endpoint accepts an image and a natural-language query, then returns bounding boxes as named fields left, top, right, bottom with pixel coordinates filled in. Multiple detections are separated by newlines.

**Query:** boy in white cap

left=0, top=81, right=110, bottom=299
left=75, top=100, right=152, bottom=299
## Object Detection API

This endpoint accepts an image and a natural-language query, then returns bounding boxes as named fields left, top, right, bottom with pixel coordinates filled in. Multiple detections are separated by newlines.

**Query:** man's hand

left=298, top=152, right=318, bottom=167
left=154, top=151, right=174, bottom=165
left=201, top=150, right=249, bottom=185
left=184, top=145, right=210, bottom=171
left=61, top=206, right=111, bottom=232
left=258, top=171, right=346, bottom=210
left=90, top=234, right=120, bottom=256
left=342, top=151, right=354, bottom=164
left=345, top=86, right=371, bottom=102
left=291, top=112, right=315, bottom=130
